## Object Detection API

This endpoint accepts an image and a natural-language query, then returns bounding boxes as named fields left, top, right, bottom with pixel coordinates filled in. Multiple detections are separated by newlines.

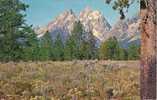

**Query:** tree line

left=0, top=0, right=140, bottom=62
left=2, top=21, right=139, bottom=62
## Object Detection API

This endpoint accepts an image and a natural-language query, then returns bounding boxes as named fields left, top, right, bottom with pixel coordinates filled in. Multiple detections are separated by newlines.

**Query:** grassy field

left=0, top=61, right=140, bottom=100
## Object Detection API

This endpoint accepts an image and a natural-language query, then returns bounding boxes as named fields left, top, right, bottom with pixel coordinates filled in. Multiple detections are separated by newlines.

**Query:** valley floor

left=0, top=61, right=140, bottom=100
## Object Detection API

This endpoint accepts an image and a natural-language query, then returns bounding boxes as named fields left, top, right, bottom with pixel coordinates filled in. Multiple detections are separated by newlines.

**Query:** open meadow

left=0, top=61, right=140, bottom=100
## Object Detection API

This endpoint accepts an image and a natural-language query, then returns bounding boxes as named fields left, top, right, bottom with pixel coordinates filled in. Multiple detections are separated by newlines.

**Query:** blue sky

left=23, top=0, right=139, bottom=26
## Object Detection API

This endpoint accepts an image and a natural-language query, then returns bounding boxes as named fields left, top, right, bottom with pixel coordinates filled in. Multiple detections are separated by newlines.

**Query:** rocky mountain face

left=79, top=7, right=111, bottom=41
left=35, top=7, right=140, bottom=47
left=35, top=10, right=78, bottom=42
left=109, top=16, right=140, bottom=47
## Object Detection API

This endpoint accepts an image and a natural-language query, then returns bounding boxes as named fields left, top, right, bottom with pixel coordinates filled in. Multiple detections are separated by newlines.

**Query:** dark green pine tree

left=79, top=40, right=92, bottom=60
left=99, top=37, right=120, bottom=60
left=64, top=34, right=77, bottom=60
left=99, top=39, right=109, bottom=60
left=43, top=32, right=54, bottom=60
left=118, top=48, right=128, bottom=60
left=22, top=26, right=39, bottom=61
left=79, top=31, right=97, bottom=60
left=53, top=34, right=64, bottom=61
left=110, top=37, right=121, bottom=60
left=127, top=44, right=140, bottom=60
left=71, top=21, right=84, bottom=45
left=71, top=21, right=84, bottom=59
left=0, top=0, right=33, bottom=61
left=72, top=21, right=84, bottom=35
left=37, top=32, right=53, bottom=61
left=70, top=21, right=98, bottom=60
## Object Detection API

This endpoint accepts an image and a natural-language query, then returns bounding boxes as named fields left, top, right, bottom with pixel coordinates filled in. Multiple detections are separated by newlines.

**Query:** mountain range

left=34, top=7, right=140, bottom=48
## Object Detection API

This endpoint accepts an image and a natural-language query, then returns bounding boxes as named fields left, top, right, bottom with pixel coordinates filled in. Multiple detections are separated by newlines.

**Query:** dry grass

left=0, top=61, right=140, bottom=100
